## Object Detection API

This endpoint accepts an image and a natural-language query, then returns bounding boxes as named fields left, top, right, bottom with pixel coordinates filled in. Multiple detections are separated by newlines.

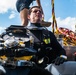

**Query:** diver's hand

left=52, top=55, right=67, bottom=65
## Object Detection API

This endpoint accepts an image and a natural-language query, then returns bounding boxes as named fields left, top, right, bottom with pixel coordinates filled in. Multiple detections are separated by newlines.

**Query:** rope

left=51, top=0, right=57, bottom=33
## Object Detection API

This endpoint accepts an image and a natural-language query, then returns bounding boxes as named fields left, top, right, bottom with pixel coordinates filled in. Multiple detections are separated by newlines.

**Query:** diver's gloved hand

left=52, top=55, right=67, bottom=65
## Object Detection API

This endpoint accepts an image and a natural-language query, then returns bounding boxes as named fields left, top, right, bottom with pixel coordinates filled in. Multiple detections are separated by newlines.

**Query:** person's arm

left=49, top=31, right=66, bottom=55
left=49, top=31, right=67, bottom=65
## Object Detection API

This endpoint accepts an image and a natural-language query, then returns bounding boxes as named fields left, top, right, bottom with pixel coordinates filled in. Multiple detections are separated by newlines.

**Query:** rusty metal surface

left=63, top=46, right=76, bottom=61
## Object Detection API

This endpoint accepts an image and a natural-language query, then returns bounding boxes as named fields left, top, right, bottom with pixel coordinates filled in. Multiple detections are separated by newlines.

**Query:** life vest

left=0, top=25, right=51, bottom=61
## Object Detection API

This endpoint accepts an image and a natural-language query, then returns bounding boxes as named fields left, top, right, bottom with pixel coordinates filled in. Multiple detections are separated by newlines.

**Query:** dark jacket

left=27, top=23, right=66, bottom=63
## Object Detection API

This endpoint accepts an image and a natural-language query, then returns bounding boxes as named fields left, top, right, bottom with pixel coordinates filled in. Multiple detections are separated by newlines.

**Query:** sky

left=0, top=0, right=76, bottom=33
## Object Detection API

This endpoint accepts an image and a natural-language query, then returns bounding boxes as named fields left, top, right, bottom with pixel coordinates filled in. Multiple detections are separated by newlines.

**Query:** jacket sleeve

left=49, top=31, right=66, bottom=56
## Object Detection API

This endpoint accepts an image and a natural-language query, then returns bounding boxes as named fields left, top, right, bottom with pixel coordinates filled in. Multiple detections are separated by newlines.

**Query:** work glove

left=52, top=55, right=67, bottom=65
